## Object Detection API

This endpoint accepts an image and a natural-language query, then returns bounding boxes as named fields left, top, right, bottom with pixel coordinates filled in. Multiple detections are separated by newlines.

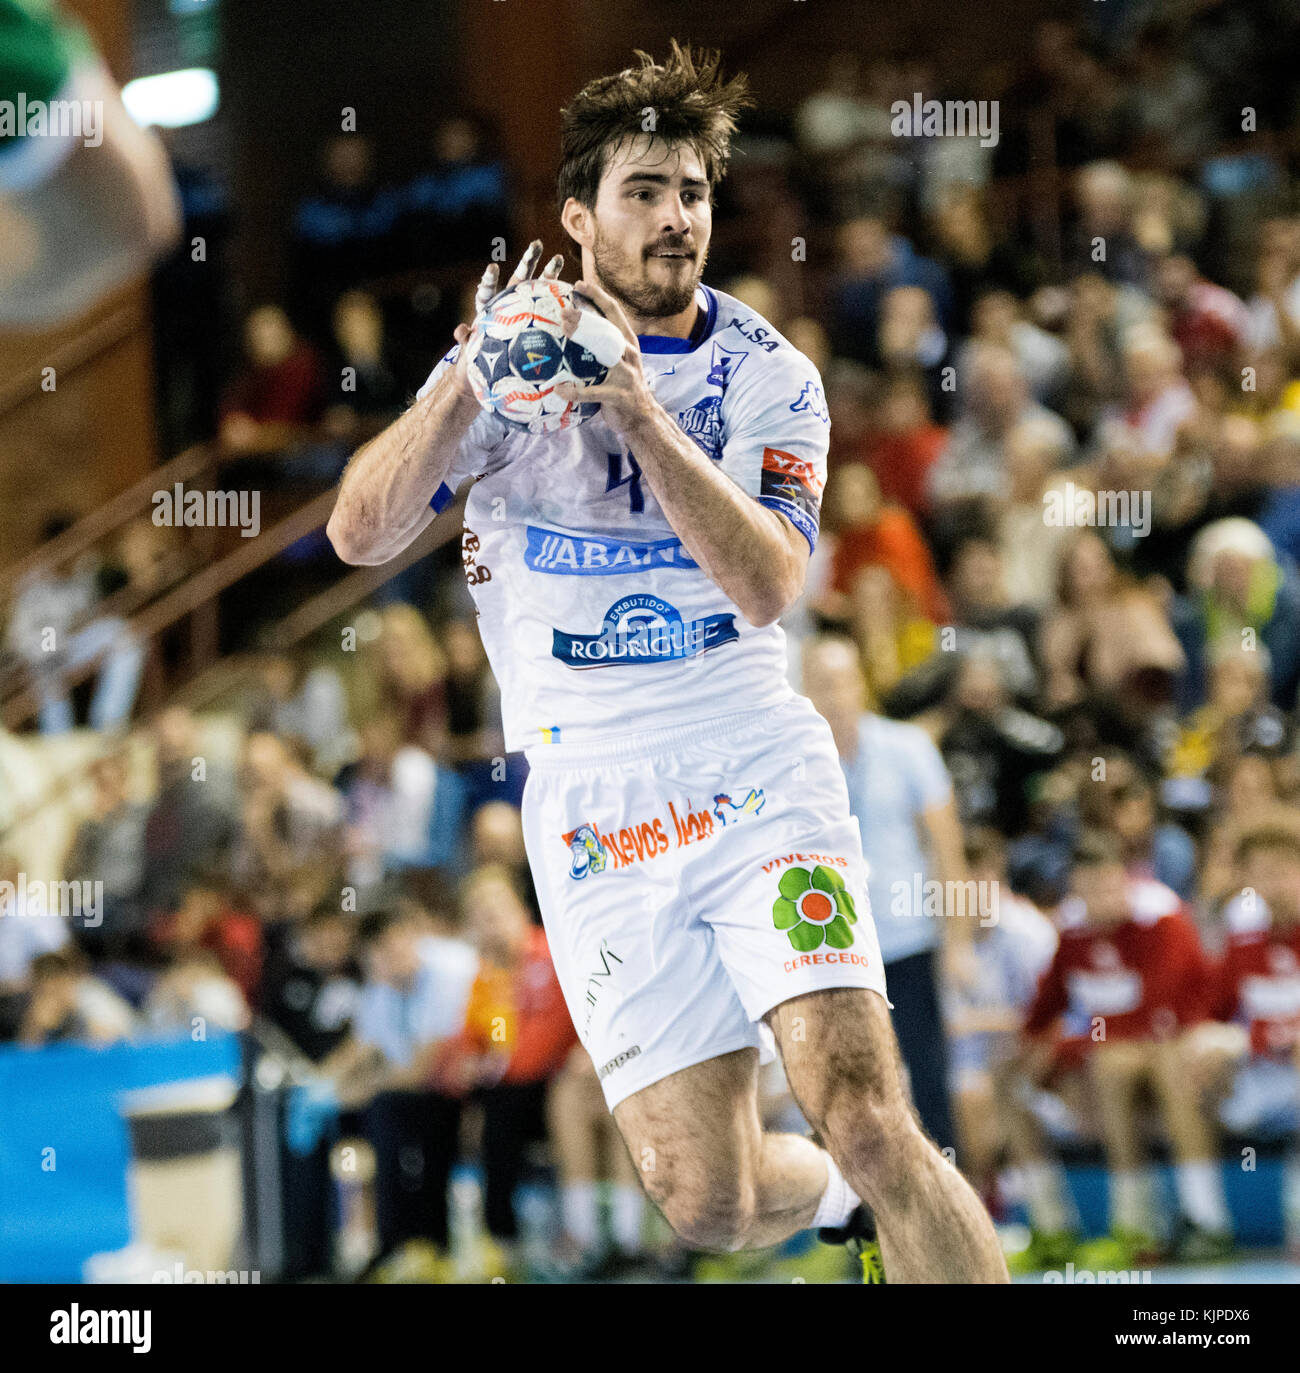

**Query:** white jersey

left=417, top=284, right=830, bottom=753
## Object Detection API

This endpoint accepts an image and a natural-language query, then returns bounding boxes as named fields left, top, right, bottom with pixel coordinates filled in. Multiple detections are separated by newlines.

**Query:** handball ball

left=464, top=278, right=626, bottom=434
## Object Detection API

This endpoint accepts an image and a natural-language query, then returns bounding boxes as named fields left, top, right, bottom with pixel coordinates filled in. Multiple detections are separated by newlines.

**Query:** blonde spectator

left=997, top=415, right=1075, bottom=608
left=1173, top=518, right=1300, bottom=710
left=1093, top=324, right=1196, bottom=464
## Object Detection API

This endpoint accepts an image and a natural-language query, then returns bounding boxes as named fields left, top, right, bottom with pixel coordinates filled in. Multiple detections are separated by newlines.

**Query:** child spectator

left=1185, top=820, right=1300, bottom=1255
left=440, top=864, right=577, bottom=1278
left=944, top=828, right=1076, bottom=1268
left=1021, top=832, right=1229, bottom=1263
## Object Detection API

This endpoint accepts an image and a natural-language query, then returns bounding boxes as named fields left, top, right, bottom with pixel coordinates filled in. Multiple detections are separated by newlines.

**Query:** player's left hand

left=555, top=278, right=656, bottom=439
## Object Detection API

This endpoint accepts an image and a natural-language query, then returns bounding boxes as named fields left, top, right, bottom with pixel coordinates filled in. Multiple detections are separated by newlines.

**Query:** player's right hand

left=450, top=238, right=566, bottom=397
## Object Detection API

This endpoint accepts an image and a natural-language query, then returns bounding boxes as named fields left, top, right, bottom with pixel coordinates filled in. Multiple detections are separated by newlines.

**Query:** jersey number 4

left=606, top=451, right=644, bottom=513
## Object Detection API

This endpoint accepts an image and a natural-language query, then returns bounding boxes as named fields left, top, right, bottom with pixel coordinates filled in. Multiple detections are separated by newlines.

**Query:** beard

left=591, top=221, right=706, bottom=320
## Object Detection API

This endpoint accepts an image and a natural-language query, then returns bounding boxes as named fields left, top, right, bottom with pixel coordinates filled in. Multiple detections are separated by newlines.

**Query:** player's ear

left=560, top=197, right=593, bottom=251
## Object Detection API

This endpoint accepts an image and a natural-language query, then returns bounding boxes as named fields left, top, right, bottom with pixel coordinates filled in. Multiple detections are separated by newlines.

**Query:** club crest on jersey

left=552, top=594, right=738, bottom=668
left=677, top=395, right=724, bottom=460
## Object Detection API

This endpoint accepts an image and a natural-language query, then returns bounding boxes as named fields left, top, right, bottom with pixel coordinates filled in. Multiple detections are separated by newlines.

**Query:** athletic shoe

left=1170, top=1219, right=1235, bottom=1265
left=818, top=1204, right=887, bottom=1284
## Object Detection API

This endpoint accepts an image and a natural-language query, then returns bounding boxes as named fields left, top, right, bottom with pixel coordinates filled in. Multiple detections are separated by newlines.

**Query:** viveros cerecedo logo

left=772, top=865, right=858, bottom=951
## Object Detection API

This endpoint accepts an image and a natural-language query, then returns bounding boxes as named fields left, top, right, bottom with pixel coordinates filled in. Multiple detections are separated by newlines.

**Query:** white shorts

left=520, top=695, right=890, bottom=1109
left=1218, top=1056, right=1300, bottom=1136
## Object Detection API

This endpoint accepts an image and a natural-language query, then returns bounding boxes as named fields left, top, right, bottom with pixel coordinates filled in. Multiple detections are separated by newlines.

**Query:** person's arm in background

left=905, top=725, right=976, bottom=983
left=1016, top=944, right=1068, bottom=1086
left=318, top=1034, right=386, bottom=1106
left=920, top=794, right=978, bottom=988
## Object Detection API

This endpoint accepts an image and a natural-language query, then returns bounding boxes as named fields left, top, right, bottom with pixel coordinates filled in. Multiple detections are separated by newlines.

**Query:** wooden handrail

left=0, top=444, right=214, bottom=601
left=0, top=297, right=145, bottom=421
left=1, top=488, right=338, bottom=729
left=0, top=500, right=465, bottom=841
left=264, top=503, right=460, bottom=649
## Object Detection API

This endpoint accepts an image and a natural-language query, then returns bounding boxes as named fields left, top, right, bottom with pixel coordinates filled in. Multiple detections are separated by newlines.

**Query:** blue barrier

left=0, top=1034, right=241, bottom=1282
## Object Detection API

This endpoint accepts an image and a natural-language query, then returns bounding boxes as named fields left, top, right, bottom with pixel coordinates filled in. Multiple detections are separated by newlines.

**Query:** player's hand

left=554, top=278, right=655, bottom=438
left=450, top=239, right=565, bottom=398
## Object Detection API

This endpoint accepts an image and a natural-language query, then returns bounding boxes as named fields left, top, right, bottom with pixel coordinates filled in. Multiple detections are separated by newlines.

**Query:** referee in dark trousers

left=803, top=636, right=971, bottom=1154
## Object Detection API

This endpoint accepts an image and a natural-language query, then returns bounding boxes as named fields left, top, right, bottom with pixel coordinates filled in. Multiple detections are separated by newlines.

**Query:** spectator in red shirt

left=152, top=873, right=264, bottom=1007
left=1184, top=819, right=1300, bottom=1254
left=220, top=305, right=327, bottom=453
left=824, top=464, right=950, bottom=623
left=1154, top=253, right=1249, bottom=377
left=862, top=373, right=948, bottom=521
left=1021, top=832, right=1231, bottom=1261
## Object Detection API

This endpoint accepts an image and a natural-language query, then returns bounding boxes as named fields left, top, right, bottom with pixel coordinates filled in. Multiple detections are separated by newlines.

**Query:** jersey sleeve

left=1022, top=944, right=1068, bottom=1037
left=1169, top=911, right=1216, bottom=1025
left=719, top=351, right=829, bottom=553
left=415, top=344, right=508, bottom=513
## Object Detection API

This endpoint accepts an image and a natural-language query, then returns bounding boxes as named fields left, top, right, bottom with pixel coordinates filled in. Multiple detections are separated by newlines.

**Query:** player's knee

left=651, top=1176, right=756, bottom=1252
left=797, top=1062, right=918, bottom=1188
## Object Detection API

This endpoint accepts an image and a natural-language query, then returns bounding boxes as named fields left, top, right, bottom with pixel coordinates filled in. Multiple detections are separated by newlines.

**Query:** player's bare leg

left=612, top=1048, right=833, bottom=1251
left=549, top=1048, right=648, bottom=1268
left=770, top=988, right=1008, bottom=1282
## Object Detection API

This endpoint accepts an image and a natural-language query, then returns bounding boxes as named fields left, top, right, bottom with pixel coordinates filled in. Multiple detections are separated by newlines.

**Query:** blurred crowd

left=4, top=7, right=1300, bottom=1280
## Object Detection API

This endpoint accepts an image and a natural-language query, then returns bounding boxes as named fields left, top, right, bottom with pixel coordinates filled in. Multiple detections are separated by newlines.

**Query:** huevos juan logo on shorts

left=771, top=865, right=858, bottom=952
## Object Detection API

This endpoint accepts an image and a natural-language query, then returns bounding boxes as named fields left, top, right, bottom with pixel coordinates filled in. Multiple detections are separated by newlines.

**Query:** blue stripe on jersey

left=758, top=495, right=818, bottom=554
left=429, top=482, right=455, bottom=513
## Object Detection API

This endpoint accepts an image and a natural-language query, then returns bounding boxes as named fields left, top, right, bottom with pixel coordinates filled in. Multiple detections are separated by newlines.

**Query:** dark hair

left=1071, top=830, right=1124, bottom=871
left=356, top=908, right=410, bottom=948
left=556, top=41, right=753, bottom=222
left=936, top=525, right=999, bottom=581
left=1234, top=820, right=1300, bottom=866
left=401, top=866, right=459, bottom=918
left=31, top=949, right=83, bottom=979
left=41, top=512, right=78, bottom=544
left=304, top=904, right=351, bottom=931
left=963, top=825, right=1006, bottom=870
